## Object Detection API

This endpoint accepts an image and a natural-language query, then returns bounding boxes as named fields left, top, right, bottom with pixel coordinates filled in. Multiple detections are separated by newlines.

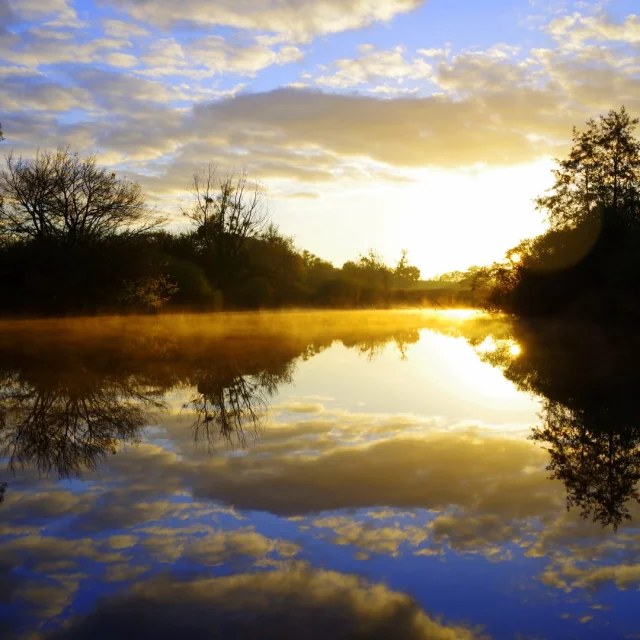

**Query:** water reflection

left=0, top=371, right=158, bottom=478
left=0, top=312, right=425, bottom=481
left=2, top=312, right=637, bottom=530
left=2, top=311, right=640, bottom=639
left=187, top=368, right=292, bottom=451
left=460, top=317, right=640, bottom=530
left=47, top=568, right=479, bottom=640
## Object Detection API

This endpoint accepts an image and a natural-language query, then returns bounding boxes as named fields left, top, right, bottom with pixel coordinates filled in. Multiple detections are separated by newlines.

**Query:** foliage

left=120, top=275, right=179, bottom=311
left=478, top=107, right=640, bottom=320
left=393, top=249, right=421, bottom=288
left=459, top=315, right=640, bottom=530
left=182, top=164, right=268, bottom=290
left=536, top=107, right=640, bottom=230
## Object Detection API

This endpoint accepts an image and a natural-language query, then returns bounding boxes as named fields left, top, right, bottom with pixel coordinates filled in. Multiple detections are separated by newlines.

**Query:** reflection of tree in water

left=343, top=329, right=421, bottom=361
left=0, top=312, right=435, bottom=495
left=461, top=317, right=640, bottom=530
left=532, top=401, right=640, bottom=529
left=185, top=365, right=295, bottom=451
left=0, top=372, right=164, bottom=478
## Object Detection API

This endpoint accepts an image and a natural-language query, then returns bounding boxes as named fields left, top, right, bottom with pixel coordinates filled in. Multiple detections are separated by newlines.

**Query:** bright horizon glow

left=273, top=160, right=552, bottom=277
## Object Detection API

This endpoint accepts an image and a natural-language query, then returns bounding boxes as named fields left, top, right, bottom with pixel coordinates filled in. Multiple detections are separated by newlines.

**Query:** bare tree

left=0, top=148, right=161, bottom=244
left=182, top=163, right=268, bottom=262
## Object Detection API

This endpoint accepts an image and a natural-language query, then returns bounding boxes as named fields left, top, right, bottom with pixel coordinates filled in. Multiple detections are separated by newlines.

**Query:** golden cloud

left=48, top=567, right=482, bottom=640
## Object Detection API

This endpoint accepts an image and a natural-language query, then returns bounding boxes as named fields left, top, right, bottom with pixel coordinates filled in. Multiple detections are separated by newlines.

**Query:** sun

left=509, top=344, right=522, bottom=356
left=510, top=253, right=522, bottom=264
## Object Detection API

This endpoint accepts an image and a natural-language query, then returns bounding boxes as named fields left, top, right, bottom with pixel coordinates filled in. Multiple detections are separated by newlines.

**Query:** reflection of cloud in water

left=188, top=429, right=557, bottom=518
left=312, top=515, right=428, bottom=556
left=49, top=568, right=481, bottom=640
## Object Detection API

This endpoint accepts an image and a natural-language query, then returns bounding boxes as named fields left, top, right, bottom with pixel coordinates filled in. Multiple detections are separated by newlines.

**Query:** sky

left=0, top=0, right=639, bottom=276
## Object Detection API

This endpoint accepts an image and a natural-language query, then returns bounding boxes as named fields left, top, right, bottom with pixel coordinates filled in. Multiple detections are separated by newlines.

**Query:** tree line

left=0, top=128, right=423, bottom=315
left=5, top=106, right=634, bottom=319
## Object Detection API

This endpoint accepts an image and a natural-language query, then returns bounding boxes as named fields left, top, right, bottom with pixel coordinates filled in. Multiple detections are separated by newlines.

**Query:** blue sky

left=1, top=0, right=639, bottom=274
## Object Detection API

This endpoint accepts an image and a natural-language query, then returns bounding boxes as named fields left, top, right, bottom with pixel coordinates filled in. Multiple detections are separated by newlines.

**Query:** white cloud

left=11, top=0, right=86, bottom=29
left=106, top=52, right=139, bottom=68
left=0, top=80, right=91, bottom=112
left=102, top=0, right=426, bottom=41
left=0, top=29, right=131, bottom=68
left=132, top=36, right=303, bottom=80
left=314, top=46, right=432, bottom=89
left=548, top=12, right=640, bottom=44
left=418, top=47, right=450, bottom=58
left=102, top=18, right=150, bottom=39
left=186, top=37, right=303, bottom=77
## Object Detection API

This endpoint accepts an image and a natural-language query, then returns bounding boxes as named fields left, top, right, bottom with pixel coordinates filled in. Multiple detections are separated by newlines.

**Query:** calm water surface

left=0, top=311, right=638, bottom=639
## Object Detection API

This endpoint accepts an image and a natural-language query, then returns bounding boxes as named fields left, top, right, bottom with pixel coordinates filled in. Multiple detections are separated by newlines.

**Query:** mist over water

left=1, top=310, right=638, bottom=639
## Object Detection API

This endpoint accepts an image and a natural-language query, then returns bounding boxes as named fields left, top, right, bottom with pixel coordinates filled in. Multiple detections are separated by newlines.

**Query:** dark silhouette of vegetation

left=474, top=107, right=640, bottom=321
left=0, top=135, right=432, bottom=315
left=457, top=315, right=640, bottom=530
left=0, top=149, right=160, bottom=244
left=532, top=400, right=640, bottom=530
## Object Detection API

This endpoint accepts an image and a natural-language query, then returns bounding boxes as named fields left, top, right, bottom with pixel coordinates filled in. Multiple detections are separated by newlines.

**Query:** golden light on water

left=475, top=337, right=521, bottom=358
left=476, top=337, right=497, bottom=353
left=439, top=309, right=479, bottom=320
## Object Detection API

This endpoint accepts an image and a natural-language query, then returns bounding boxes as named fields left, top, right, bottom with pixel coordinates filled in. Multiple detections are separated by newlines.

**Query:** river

left=0, top=310, right=637, bottom=639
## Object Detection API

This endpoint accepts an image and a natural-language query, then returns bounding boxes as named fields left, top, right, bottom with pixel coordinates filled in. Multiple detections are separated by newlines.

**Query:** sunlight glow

left=509, top=344, right=522, bottom=357
left=510, top=253, right=522, bottom=263
left=277, top=161, right=552, bottom=276
left=438, top=309, right=479, bottom=320
left=476, top=337, right=498, bottom=353
left=406, top=332, right=537, bottom=414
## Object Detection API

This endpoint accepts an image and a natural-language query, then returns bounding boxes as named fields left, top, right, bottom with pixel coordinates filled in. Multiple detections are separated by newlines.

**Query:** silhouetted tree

left=531, top=400, right=640, bottom=530
left=0, top=144, right=437, bottom=314
left=301, top=250, right=337, bottom=292
left=477, top=107, right=640, bottom=320
left=0, top=149, right=161, bottom=245
left=393, top=250, right=421, bottom=288
left=537, top=107, right=640, bottom=230
left=182, top=164, right=268, bottom=289
left=0, top=373, right=161, bottom=478
left=187, top=370, right=273, bottom=451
